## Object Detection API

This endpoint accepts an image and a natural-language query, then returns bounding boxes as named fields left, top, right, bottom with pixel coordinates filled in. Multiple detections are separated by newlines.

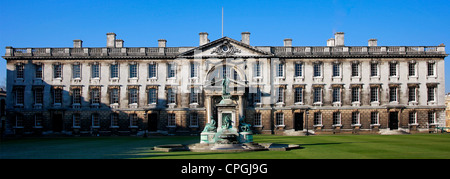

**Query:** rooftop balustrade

left=4, top=45, right=446, bottom=58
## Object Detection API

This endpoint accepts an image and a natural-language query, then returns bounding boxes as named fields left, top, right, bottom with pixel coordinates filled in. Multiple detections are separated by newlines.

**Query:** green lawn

left=1, top=134, right=449, bottom=159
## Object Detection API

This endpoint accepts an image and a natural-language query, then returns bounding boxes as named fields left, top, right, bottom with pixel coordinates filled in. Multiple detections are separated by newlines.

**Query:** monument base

left=239, top=131, right=253, bottom=143
left=200, top=132, right=216, bottom=144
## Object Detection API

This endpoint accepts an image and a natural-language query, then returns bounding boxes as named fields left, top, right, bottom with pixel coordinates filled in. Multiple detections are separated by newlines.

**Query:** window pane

left=332, top=63, right=340, bottom=77
left=370, top=63, right=378, bottom=76
left=389, top=63, right=397, bottom=76
left=111, top=64, right=119, bottom=78
left=35, top=64, right=43, bottom=79
left=73, top=65, right=81, bottom=78
left=130, top=64, right=137, bottom=78
left=313, top=63, right=321, bottom=77
left=149, top=64, right=157, bottom=78
left=92, top=64, right=99, bottom=78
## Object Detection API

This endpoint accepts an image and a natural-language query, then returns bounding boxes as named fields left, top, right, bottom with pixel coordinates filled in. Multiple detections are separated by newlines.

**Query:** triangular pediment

left=178, top=37, right=272, bottom=58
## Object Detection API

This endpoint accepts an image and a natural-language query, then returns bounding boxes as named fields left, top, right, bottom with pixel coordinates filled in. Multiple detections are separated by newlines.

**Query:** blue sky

left=1, top=0, right=449, bottom=91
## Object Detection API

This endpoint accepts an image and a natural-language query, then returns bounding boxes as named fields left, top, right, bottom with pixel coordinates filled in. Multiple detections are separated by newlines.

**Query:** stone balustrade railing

left=4, top=45, right=446, bottom=57
left=271, top=46, right=446, bottom=56
left=4, top=47, right=195, bottom=57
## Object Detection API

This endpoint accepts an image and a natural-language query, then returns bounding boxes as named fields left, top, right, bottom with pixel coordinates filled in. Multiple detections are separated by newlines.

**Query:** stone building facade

left=2, top=32, right=447, bottom=136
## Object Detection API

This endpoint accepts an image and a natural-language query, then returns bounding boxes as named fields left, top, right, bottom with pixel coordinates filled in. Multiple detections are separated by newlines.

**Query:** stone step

left=379, top=129, right=410, bottom=135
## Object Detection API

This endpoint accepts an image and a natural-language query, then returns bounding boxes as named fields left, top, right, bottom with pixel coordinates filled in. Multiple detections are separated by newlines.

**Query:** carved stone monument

left=198, top=77, right=253, bottom=147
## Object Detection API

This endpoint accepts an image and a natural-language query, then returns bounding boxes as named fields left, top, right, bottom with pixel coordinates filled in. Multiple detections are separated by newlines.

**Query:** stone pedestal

left=200, top=132, right=216, bottom=144
left=239, top=131, right=253, bottom=143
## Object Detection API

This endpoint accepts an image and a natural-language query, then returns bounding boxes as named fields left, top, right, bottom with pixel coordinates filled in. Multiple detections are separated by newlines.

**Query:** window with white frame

left=128, top=88, right=138, bottom=104
left=313, top=63, right=321, bottom=77
left=294, top=87, right=303, bottom=103
left=14, top=87, right=24, bottom=106
left=34, top=87, right=44, bottom=105
left=167, top=113, right=176, bottom=127
left=332, top=63, right=340, bottom=77
left=16, top=63, right=24, bottom=79
left=72, top=64, right=81, bottom=79
left=370, top=87, right=379, bottom=102
left=53, top=88, right=63, bottom=104
left=370, top=63, right=378, bottom=77
left=371, top=112, right=379, bottom=125
left=428, top=112, right=436, bottom=124
left=190, top=62, right=198, bottom=78
left=35, top=113, right=43, bottom=127
left=333, top=112, right=341, bottom=125
left=314, top=112, right=322, bottom=125
left=408, top=62, right=416, bottom=76
left=190, top=112, right=198, bottom=127
left=409, top=112, right=417, bottom=124
left=92, top=113, right=100, bottom=127
left=168, top=63, right=176, bottom=78
left=427, top=62, right=435, bottom=76
left=73, top=113, right=80, bottom=127
left=111, top=113, right=119, bottom=127
left=149, top=63, right=157, bottom=78
left=72, top=88, right=81, bottom=104
left=389, top=87, right=398, bottom=102
left=277, top=87, right=284, bottom=103
left=254, top=61, right=261, bottom=77
left=110, top=88, right=120, bottom=104
left=90, top=88, right=100, bottom=105
left=389, top=62, right=397, bottom=77
left=35, top=64, right=43, bottom=79
left=276, top=113, right=284, bottom=126
left=313, top=87, right=322, bottom=103
left=190, top=88, right=198, bottom=104
left=332, top=87, right=340, bottom=103
left=351, top=62, right=359, bottom=77
left=351, top=87, right=360, bottom=103
left=428, top=86, right=435, bottom=102
left=129, top=114, right=138, bottom=127
left=254, top=113, right=262, bottom=127
left=295, top=63, right=302, bottom=77
left=129, top=64, right=138, bottom=78
left=277, top=63, right=284, bottom=77
left=148, top=88, right=157, bottom=104
left=254, top=87, right=261, bottom=104
left=91, top=63, right=100, bottom=78
left=110, top=64, right=119, bottom=78
left=167, top=88, right=176, bottom=104
left=53, top=64, right=62, bottom=78
left=352, top=112, right=360, bottom=125
left=409, top=87, right=417, bottom=102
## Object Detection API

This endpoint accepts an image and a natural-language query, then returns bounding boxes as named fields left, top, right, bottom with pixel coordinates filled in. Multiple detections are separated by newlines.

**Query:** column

left=239, top=95, right=243, bottom=119
left=206, top=95, right=211, bottom=123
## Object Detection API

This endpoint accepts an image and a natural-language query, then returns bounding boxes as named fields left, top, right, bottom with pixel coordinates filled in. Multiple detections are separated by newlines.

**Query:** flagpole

left=222, top=7, right=224, bottom=37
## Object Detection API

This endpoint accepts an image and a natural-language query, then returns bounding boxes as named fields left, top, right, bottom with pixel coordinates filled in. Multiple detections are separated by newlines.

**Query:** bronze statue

left=202, top=116, right=216, bottom=132
left=222, top=113, right=232, bottom=129
left=239, top=116, right=252, bottom=132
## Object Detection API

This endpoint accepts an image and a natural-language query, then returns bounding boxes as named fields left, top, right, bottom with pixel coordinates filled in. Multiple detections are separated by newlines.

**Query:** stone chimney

left=283, top=38, right=292, bottom=47
left=199, top=32, right=209, bottom=46
left=73, top=40, right=83, bottom=48
left=115, top=39, right=124, bottom=48
left=368, top=39, right=378, bottom=46
left=334, top=32, right=344, bottom=46
left=107, top=32, right=116, bottom=47
left=327, top=38, right=335, bottom=47
left=158, top=39, right=167, bottom=47
left=241, top=32, right=250, bottom=45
